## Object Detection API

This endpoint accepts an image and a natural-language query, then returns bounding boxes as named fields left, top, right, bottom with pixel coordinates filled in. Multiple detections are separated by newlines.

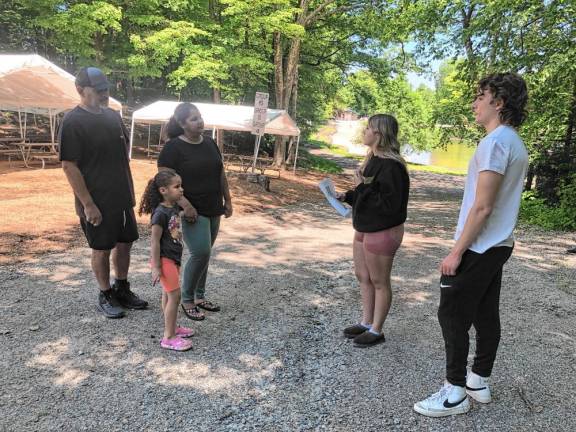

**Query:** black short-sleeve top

left=157, top=136, right=224, bottom=217
left=59, top=106, right=135, bottom=217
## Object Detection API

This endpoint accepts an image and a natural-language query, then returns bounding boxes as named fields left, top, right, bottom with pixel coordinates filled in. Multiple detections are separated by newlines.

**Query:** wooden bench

left=28, top=153, right=60, bottom=169
left=133, top=145, right=161, bottom=158
left=0, top=148, right=23, bottom=164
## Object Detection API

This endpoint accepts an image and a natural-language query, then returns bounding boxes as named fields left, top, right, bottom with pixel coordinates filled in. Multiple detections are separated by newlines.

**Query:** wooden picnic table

left=0, top=137, right=24, bottom=143
left=3, top=142, right=59, bottom=168
left=223, top=153, right=280, bottom=178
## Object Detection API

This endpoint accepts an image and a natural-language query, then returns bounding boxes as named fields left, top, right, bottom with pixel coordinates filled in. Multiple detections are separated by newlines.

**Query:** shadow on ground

left=1, top=171, right=575, bottom=431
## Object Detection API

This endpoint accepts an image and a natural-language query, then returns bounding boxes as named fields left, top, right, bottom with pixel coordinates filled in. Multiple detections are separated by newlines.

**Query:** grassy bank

left=298, top=148, right=343, bottom=174
left=406, top=163, right=466, bottom=176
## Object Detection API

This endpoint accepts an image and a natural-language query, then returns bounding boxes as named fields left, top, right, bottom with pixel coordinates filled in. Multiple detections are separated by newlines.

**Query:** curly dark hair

left=139, top=169, right=179, bottom=216
left=478, top=73, right=528, bottom=128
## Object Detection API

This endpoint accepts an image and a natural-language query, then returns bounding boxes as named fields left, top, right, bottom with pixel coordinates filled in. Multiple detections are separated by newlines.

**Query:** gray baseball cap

left=75, top=67, right=110, bottom=91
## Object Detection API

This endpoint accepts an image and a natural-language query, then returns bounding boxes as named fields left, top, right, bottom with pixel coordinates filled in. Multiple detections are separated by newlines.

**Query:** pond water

left=403, top=141, right=476, bottom=173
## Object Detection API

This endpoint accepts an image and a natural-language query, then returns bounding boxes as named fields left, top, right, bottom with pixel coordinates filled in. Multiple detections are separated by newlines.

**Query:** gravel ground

left=1, top=169, right=575, bottom=432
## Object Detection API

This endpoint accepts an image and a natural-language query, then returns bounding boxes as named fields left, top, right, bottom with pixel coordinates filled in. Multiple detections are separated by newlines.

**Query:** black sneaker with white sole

left=97, top=289, right=126, bottom=319
left=112, top=281, right=148, bottom=310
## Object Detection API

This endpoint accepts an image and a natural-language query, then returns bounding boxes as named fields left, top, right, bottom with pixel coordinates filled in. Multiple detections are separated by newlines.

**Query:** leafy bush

left=520, top=174, right=576, bottom=231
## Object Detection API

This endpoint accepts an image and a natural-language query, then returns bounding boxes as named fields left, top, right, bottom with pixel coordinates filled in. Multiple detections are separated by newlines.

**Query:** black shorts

left=80, top=208, right=139, bottom=251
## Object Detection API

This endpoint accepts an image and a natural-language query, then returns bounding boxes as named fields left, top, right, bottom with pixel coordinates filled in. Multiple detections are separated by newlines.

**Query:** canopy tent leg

left=147, top=124, right=151, bottom=157
left=293, top=135, right=301, bottom=174
left=23, top=112, right=28, bottom=142
left=18, top=109, right=23, bottom=140
left=48, top=109, right=55, bottom=145
left=129, top=118, right=135, bottom=159
left=159, top=123, right=165, bottom=147
left=212, top=128, right=216, bottom=139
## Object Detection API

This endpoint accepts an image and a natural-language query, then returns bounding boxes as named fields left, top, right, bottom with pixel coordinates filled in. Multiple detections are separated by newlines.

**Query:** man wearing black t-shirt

left=60, top=67, right=148, bottom=318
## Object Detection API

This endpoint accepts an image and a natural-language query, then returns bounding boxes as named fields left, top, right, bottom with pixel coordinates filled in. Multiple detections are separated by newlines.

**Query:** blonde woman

left=337, top=114, right=410, bottom=347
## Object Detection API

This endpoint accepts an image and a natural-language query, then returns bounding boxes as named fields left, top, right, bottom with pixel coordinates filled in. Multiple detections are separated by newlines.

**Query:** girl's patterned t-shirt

left=151, top=204, right=183, bottom=265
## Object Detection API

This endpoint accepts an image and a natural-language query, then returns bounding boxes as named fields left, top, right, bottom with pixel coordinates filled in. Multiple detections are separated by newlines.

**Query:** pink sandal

left=160, top=336, right=193, bottom=351
left=175, top=326, right=195, bottom=338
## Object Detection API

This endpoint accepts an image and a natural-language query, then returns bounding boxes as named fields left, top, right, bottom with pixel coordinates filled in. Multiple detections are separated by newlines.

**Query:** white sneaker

left=466, top=371, right=492, bottom=403
left=414, top=382, right=470, bottom=417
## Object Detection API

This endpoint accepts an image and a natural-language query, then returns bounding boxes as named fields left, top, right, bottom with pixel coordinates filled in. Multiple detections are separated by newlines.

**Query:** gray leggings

left=181, top=215, right=220, bottom=303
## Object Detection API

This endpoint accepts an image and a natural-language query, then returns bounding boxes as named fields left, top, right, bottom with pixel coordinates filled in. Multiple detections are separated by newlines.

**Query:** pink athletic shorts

left=354, top=224, right=404, bottom=256
left=153, top=258, right=180, bottom=293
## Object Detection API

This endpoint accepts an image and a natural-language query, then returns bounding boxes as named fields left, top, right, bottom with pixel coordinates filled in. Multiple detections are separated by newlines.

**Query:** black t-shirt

left=151, top=205, right=183, bottom=266
left=157, top=136, right=224, bottom=217
left=344, top=157, right=410, bottom=232
left=59, top=106, right=135, bottom=216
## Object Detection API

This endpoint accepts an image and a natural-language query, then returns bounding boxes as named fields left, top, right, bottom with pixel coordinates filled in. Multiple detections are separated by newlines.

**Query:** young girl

left=337, top=114, right=410, bottom=348
left=140, top=170, right=194, bottom=351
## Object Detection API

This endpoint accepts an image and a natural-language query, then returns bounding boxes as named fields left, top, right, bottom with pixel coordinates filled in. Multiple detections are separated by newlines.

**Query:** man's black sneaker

left=567, top=246, right=576, bottom=254
left=98, top=290, right=126, bottom=319
left=112, top=281, right=148, bottom=310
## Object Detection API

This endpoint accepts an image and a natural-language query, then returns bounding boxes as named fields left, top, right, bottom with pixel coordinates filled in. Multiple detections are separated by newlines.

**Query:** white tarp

left=0, top=54, right=122, bottom=115
left=131, top=100, right=300, bottom=137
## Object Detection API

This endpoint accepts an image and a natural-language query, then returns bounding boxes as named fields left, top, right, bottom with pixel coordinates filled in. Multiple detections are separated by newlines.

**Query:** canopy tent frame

left=0, top=54, right=123, bottom=146
left=130, top=100, right=301, bottom=172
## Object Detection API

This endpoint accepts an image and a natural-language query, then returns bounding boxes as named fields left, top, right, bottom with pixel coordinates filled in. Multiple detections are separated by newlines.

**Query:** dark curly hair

left=139, top=169, right=179, bottom=216
left=166, top=102, right=201, bottom=139
left=478, top=73, right=528, bottom=128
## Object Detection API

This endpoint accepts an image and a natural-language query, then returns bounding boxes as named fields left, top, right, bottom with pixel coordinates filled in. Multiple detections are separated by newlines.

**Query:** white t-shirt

left=455, top=125, right=528, bottom=253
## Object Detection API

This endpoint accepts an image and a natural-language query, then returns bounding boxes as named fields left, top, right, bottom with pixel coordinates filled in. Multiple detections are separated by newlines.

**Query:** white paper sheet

left=318, top=178, right=351, bottom=218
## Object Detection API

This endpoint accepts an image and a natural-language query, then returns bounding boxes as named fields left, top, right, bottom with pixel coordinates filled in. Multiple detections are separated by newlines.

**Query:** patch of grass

left=306, top=139, right=364, bottom=160
left=298, top=149, right=343, bottom=174
left=305, top=138, right=331, bottom=150
left=407, top=163, right=466, bottom=176
left=312, top=124, right=337, bottom=143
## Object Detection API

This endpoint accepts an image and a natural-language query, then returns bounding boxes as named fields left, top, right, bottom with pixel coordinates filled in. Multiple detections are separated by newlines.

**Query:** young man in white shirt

left=414, top=73, right=529, bottom=417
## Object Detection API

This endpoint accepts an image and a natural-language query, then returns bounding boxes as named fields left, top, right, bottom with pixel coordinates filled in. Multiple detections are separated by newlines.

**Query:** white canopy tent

left=130, top=100, right=301, bottom=171
left=0, top=54, right=122, bottom=143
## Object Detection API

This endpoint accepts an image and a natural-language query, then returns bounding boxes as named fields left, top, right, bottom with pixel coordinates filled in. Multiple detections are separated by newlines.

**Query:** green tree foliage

left=410, top=0, right=575, bottom=220
left=340, top=70, right=439, bottom=150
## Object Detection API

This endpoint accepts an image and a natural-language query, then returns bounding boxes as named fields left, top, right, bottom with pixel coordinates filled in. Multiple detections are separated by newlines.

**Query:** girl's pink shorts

left=156, top=258, right=180, bottom=293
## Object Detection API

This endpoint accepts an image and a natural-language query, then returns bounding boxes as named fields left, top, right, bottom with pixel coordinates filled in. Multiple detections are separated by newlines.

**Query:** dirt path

left=1, top=166, right=575, bottom=431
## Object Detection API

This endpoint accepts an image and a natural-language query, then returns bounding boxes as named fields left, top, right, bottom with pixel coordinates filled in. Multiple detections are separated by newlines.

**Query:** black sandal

left=181, top=304, right=205, bottom=321
left=196, top=300, right=221, bottom=312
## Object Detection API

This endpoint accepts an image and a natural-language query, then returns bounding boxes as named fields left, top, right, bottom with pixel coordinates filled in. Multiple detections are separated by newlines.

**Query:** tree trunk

left=282, top=39, right=301, bottom=109
left=273, top=31, right=284, bottom=109
left=563, top=77, right=576, bottom=160
left=125, top=78, right=135, bottom=107
left=270, top=0, right=335, bottom=166
left=460, top=5, right=477, bottom=79
left=286, top=68, right=299, bottom=165
left=525, top=163, right=534, bottom=191
left=274, top=136, right=286, bottom=167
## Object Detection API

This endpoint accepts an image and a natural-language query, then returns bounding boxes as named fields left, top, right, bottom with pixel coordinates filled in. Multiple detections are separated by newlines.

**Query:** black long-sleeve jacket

left=344, top=156, right=409, bottom=232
